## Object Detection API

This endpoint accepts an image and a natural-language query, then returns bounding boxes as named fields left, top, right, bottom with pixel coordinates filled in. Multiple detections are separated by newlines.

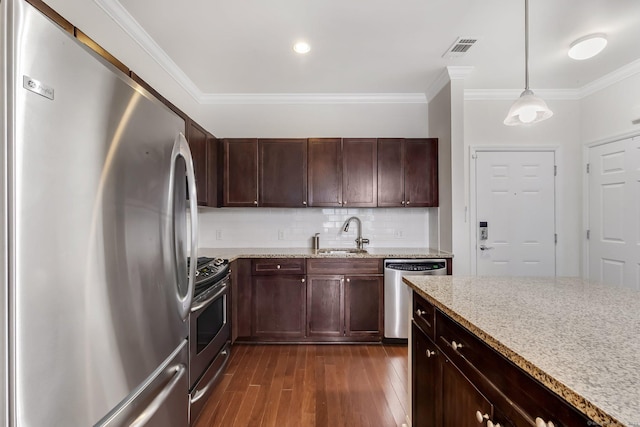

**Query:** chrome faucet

left=341, top=216, right=370, bottom=250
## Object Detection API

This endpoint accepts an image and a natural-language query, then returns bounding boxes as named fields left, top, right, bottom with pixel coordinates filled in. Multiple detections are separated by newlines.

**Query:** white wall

left=198, top=207, right=431, bottom=249
left=580, top=72, right=640, bottom=143
left=464, top=99, right=583, bottom=276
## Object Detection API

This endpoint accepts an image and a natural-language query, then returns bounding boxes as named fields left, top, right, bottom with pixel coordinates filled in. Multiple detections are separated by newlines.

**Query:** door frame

left=469, top=146, right=560, bottom=276
left=582, top=131, right=640, bottom=280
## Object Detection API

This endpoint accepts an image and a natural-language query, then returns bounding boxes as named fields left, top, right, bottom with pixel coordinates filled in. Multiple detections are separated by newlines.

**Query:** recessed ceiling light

left=293, top=41, right=311, bottom=54
left=568, top=34, right=607, bottom=60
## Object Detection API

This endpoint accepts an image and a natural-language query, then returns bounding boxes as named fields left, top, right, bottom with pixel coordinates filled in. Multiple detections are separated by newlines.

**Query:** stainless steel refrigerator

left=1, top=0, right=199, bottom=425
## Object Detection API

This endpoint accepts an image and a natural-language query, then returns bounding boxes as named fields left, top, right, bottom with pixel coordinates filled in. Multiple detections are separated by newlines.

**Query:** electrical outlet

left=278, top=229, right=285, bottom=240
left=394, top=230, right=404, bottom=238
left=215, top=230, right=223, bottom=240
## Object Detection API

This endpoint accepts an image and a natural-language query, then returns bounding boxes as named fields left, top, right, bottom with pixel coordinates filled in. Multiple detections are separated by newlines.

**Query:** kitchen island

left=403, top=275, right=640, bottom=427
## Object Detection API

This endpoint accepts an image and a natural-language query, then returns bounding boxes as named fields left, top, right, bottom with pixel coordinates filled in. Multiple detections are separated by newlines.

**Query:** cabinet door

left=308, top=138, right=342, bottom=207
left=306, top=275, right=343, bottom=337
left=342, top=138, right=377, bottom=207
left=258, top=138, right=307, bottom=207
left=344, top=275, right=382, bottom=338
left=222, top=138, right=258, bottom=207
left=412, top=323, right=440, bottom=427
left=187, top=120, right=208, bottom=206
left=252, top=275, right=306, bottom=338
left=405, top=138, right=438, bottom=207
left=441, top=357, right=493, bottom=427
left=377, top=138, right=405, bottom=207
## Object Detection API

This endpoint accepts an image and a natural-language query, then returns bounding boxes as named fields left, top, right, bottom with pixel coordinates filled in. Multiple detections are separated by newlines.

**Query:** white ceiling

left=110, top=0, right=640, bottom=98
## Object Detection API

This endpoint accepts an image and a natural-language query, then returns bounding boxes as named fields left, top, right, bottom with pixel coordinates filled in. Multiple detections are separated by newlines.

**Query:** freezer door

left=8, top=0, right=190, bottom=425
left=96, top=340, right=189, bottom=427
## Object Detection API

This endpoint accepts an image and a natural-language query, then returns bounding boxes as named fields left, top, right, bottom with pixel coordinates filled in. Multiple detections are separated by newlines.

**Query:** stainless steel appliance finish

left=1, top=1, right=198, bottom=425
left=189, top=269, right=231, bottom=425
left=383, top=259, right=447, bottom=340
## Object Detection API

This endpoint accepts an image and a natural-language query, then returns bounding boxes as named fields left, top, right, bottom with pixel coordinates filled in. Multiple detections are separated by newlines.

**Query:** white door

left=474, top=151, right=556, bottom=276
left=588, top=137, right=640, bottom=290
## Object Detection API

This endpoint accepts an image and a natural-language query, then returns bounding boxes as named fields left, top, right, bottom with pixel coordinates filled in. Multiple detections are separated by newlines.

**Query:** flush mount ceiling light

left=504, top=0, right=553, bottom=126
left=293, top=41, right=311, bottom=54
left=568, top=33, right=607, bottom=60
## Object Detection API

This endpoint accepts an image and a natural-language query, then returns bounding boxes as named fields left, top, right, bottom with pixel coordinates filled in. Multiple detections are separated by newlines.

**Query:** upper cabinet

left=222, top=138, right=258, bottom=207
left=259, top=139, right=308, bottom=207
left=378, top=138, right=438, bottom=207
left=308, top=138, right=342, bottom=207
left=307, top=138, right=378, bottom=208
left=186, top=120, right=209, bottom=206
left=342, top=138, right=377, bottom=207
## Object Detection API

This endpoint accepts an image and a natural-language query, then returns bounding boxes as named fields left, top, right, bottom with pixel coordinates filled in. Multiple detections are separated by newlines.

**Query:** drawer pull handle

left=425, top=350, right=435, bottom=358
left=415, top=309, right=426, bottom=316
left=452, top=340, right=463, bottom=351
left=535, top=418, right=555, bottom=427
left=475, top=411, right=489, bottom=423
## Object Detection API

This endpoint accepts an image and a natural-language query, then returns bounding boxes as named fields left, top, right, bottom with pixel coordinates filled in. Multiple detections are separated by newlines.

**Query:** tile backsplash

left=198, top=207, right=431, bottom=248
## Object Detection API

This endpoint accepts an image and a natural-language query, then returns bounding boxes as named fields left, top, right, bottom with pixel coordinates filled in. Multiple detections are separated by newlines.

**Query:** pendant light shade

left=504, top=0, right=553, bottom=126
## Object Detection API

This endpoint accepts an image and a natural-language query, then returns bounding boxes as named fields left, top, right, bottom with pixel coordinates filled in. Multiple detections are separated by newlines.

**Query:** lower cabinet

left=411, top=291, right=597, bottom=427
left=235, top=257, right=383, bottom=342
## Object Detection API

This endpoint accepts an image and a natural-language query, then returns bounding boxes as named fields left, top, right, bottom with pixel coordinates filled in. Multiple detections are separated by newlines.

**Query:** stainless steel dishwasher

left=383, top=259, right=447, bottom=341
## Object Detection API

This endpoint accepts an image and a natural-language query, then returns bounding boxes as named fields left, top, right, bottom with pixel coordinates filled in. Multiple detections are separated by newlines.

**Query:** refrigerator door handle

left=171, top=132, right=198, bottom=320
left=129, top=364, right=187, bottom=427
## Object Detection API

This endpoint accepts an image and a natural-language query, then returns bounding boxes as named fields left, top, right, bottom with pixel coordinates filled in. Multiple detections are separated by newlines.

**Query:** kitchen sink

left=316, top=248, right=368, bottom=255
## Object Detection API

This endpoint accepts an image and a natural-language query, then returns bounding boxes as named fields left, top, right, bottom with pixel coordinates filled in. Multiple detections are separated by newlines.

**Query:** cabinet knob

left=406, top=200, right=411, bottom=205
left=301, top=278, right=306, bottom=283
left=451, top=340, right=463, bottom=351
left=415, top=309, right=426, bottom=316
left=346, top=278, right=350, bottom=282
left=401, top=201, right=405, bottom=205
left=535, top=418, right=555, bottom=427
left=487, top=421, right=501, bottom=427
left=253, top=200, right=258, bottom=205
left=425, top=350, right=435, bottom=358
left=303, top=201, right=307, bottom=205
left=277, top=265, right=281, bottom=269
left=475, top=411, right=489, bottom=423
left=343, top=200, right=347, bottom=205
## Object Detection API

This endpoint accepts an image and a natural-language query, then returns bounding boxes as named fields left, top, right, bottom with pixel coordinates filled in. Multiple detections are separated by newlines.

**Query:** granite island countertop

left=198, top=247, right=453, bottom=262
left=403, top=275, right=640, bottom=427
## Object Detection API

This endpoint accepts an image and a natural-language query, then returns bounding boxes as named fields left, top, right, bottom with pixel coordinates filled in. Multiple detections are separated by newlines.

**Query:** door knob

left=479, top=245, right=494, bottom=251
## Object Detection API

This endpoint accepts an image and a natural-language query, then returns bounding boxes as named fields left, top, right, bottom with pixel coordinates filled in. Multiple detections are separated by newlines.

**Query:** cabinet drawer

left=306, top=258, right=382, bottom=275
left=412, top=292, right=435, bottom=339
left=436, top=310, right=595, bottom=427
left=251, top=258, right=306, bottom=275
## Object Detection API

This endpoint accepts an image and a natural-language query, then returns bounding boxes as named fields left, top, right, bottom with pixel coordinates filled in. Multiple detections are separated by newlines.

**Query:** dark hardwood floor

left=193, top=343, right=409, bottom=427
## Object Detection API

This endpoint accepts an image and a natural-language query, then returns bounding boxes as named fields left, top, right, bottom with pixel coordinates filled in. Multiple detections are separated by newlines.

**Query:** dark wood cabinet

left=306, top=275, right=343, bottom=337
left=252, top=274, right=306, bottom=338
left=308, top=138, right=342, bottom=207
left=222, top=138, right=258, bottom=207
left=205, top=134, right=220, bottom=207
left=187, top=120, right=209, bottom=206
left=412, top=323, right=440, bottom=427
left=342, top=138, right=377, bottom=207
left=344, top=275, right=383, bottom=338
left=412, top=291, right=594, bottom=427
left=378, top=138, right=438, bottom=207
left=259, top=139, right=307, bottom=207
left=306, top=258, right=383, bottom=341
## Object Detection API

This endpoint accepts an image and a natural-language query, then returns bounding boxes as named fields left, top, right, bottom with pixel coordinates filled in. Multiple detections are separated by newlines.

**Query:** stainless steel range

left=188, top=257, right=231, bottom=425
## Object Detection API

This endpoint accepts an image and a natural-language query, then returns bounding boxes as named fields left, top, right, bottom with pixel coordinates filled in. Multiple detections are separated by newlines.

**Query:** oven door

left=189, top=274, right=230, bottom=389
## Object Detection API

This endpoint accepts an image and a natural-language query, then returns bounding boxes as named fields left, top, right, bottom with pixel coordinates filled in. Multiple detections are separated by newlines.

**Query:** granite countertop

left=403, top=275, right=640, bottom=427
left=197, top=247, right=453, bottom=262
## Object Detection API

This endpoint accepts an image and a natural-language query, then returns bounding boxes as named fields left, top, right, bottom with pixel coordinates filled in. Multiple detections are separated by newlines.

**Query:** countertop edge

left=406, top=280, right=625, bottom=427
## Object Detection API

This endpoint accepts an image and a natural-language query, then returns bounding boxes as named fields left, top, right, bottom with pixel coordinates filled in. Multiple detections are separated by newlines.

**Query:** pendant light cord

left=524, top=0, right=530, bottom=90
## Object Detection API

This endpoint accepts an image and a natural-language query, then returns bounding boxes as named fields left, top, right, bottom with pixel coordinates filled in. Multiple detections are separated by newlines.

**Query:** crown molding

left=94, top=0, right=203, bottom=102
left=447, top=66, right=475, bottom=80
left=426, top=66, right=475, bottom=102
left=578, top=58, right=640, bottom=98
left=199, top=93, right=427, bottom=105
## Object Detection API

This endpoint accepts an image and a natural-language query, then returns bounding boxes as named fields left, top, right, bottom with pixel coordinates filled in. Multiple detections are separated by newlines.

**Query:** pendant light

left=504, top=0, right=553, bottom=126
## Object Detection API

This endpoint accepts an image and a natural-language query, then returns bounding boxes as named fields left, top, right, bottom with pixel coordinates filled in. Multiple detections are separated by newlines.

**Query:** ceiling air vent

left=442, top=37, right=478, bottom=58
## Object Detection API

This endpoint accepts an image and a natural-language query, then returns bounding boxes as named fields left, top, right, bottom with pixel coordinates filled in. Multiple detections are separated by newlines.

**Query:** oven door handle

left=191, top=276, right=230, bottom=313
left=190, top=344, right=231, bottom=404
